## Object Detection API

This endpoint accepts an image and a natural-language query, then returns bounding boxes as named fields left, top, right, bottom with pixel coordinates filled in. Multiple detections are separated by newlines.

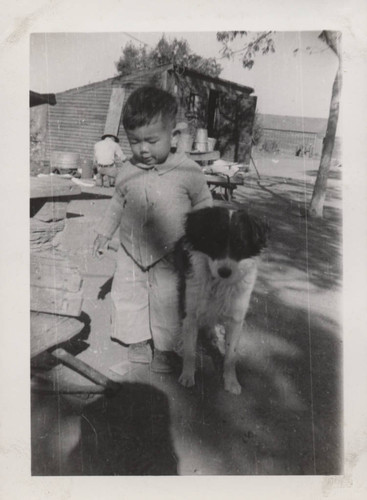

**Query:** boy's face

left=126, top=118, right=174, bottom=166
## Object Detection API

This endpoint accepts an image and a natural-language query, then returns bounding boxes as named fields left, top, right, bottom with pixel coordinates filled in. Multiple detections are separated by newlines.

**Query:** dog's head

left=184, top=206, right=268, bottom=282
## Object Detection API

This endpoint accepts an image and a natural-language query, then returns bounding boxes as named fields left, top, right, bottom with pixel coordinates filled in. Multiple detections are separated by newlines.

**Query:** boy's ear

left=171, top=128, right=181, bottom=148
left=171, top=122, right=188, bottom=150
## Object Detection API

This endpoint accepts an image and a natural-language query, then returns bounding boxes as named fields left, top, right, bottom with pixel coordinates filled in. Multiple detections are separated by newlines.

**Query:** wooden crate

left=30, top=254, right=83, bottom=293
left=31, top=286, right=83, bottom=317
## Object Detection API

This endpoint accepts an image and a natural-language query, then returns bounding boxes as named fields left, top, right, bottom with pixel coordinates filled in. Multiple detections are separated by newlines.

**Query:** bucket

left=195, top=128, right=208, bottom=143
left=194, top=141, right=208, bottom=152
left=81, top=158, right=94, bottom=179
left=51, top=151, right=80, bottom=173
left=207, top=137, right=217, bottom=152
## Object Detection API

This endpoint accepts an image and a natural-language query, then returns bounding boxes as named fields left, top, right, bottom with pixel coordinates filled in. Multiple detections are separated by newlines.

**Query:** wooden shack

left=44, top=63, right=257, bottom=166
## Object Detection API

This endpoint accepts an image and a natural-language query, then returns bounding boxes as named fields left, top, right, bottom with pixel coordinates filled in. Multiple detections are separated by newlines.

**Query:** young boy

left=93, top=86, right=212, bottom=372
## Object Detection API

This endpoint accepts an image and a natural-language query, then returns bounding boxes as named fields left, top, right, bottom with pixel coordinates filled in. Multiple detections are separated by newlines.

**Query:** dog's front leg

left=223, top=319, right=243, bottom=395
left=179, top=315, right=198, bottom=388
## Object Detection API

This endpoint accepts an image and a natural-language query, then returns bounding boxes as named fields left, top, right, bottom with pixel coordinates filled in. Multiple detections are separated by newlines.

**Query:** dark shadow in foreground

left=32, top=382, right=178, bottom=475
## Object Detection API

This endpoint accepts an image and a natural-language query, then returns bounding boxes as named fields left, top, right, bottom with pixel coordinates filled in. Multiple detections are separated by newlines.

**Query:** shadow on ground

left=32, top=382, right=178, bottom=476
left=165, top=285, right=342, bottom=475
left=307, top=169, right=342, bottom=181
left=234, top=176, right=342, bottom=290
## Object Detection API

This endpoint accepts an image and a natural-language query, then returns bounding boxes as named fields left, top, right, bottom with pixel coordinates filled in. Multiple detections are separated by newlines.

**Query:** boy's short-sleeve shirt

left=99, top=152, right=212, bottom=268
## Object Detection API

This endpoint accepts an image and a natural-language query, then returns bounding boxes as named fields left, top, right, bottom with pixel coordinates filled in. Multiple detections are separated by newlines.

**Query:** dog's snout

left=218, top=266, right=232, bottom=278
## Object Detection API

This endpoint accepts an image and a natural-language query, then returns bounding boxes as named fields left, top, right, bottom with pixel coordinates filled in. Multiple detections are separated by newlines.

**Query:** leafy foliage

left=116, top=36, right=222, bottom=77
left=217, top=31, right=275, bottom=69
left=116, top=44, right=151, bottom=76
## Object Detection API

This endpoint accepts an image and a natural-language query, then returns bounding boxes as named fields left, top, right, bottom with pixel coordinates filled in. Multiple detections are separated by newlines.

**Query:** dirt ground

left=31, top=155, right=342, bottom=475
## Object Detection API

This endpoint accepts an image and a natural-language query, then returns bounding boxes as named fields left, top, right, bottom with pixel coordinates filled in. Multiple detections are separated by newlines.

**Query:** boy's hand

left=93, top=234, right=109, bottom=258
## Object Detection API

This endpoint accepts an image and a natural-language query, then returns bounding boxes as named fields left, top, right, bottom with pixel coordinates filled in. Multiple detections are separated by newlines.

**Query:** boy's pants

left=111, top=246, right=181, bottom=352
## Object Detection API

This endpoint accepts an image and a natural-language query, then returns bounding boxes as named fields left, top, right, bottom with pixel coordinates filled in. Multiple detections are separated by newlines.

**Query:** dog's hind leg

left=223, top=320, right=243, bottom=395
left=178, top=316, right=198, bottom=388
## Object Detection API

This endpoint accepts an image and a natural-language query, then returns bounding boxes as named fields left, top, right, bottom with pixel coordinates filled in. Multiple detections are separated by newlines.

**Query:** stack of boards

left=30, top=252, right=84, bottom=357
left=30, top=201, right=67, bottom=252
left=31, top=252, right=83, bottom=318
left=30, top=176, right=84, bottom=357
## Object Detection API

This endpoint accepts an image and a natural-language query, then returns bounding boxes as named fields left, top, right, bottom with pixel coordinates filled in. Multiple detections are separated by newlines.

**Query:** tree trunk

left=308, top=37, right=342, bottom=217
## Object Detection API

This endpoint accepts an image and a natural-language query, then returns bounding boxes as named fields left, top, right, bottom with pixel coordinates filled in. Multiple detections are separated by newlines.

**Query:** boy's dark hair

left=122, top=86, right=178, bottom=130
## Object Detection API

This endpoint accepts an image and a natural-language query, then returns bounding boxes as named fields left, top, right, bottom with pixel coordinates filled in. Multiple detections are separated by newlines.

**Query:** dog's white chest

left=185, top=254, right=257, bottom=326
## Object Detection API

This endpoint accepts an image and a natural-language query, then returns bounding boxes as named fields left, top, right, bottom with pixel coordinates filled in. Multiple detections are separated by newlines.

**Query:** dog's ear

left=237, top=211, right=269, bottom=253
left=249, top=215, right=269, bottom=250
left=185, top=207, right=216, bottom=246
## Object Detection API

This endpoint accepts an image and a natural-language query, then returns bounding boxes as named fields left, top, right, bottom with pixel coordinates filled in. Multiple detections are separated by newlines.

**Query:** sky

left=30, top=31, right=339, bottom=119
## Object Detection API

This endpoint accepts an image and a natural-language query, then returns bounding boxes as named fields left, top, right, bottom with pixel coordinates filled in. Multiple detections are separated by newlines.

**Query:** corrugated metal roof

left=176, top=66, right=254, bottom=95
left=55, top=76, right=117, bottom=96
left=53, top=63, right=253, bottom=97
left=258, top=113, right=328, bottom=136
left=54, top=64, right=173, bottom=96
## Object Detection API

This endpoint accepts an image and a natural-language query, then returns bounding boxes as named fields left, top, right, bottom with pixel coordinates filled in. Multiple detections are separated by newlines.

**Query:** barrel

left=207, top=137, right=217, bottom=152
left=194, top=129, right=209, bottom=152
left=194, top=141, right=208, bottom=152
left=80, top=158, right=94, bottom=179
left=195, top=129, right=208, bottom=142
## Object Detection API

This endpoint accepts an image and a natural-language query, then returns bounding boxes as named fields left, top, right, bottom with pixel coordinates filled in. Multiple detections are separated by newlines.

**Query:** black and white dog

left=175, top=206, right=268, bottom=395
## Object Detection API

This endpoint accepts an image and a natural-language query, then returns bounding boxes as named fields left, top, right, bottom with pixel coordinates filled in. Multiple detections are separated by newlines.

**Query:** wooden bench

left=186, top=151, right=244, bottom=200
left=204, top=173, right=243, bottom=201
left=31, top=312, right=118, bottom=394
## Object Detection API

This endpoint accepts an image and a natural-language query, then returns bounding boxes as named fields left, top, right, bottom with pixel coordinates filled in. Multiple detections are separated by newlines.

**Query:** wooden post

left=104, top=87, right=125, bottom=137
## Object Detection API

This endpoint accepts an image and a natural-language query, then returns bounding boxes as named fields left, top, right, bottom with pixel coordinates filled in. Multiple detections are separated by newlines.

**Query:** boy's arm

left=96, top=187, right=125, bottom=239
left=190, top=168, right=213, bottom=210
left=93, top=190, right=124, bottom=257
left=93, top=234, right=109, bottom=257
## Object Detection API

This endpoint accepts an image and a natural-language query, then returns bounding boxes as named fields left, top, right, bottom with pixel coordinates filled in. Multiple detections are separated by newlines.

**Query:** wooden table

left=187, top=150, right=220, bottom=163
left=31, top=312, right=118, bottom=394
left=187, top=151, right=244, bottom=200
left=205, top=173, right=243, bottom=201
left=30, top=175, right=118, bottom=394
left=30, top=175, right=81, bottom=199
